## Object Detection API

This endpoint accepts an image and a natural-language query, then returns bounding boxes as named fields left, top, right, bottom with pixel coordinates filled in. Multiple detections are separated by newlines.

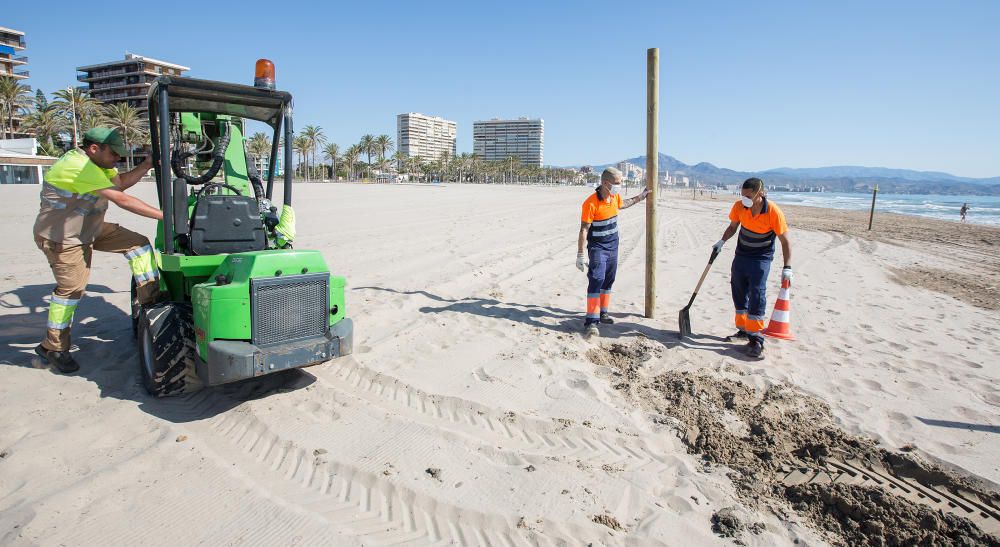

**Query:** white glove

left=781, top=266, right=793, bottom=285
left=576, top=252, right=587, bottom=272
left=712, top=239, right=726, bottom=253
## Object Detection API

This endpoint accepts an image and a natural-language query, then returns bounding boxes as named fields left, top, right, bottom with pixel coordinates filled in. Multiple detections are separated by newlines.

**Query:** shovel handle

left=686, top=248, right=721, bottom=307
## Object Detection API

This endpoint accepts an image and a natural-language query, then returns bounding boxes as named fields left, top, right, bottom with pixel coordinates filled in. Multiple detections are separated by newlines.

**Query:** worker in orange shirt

left=712, top=178, right=792, bottom=358
left=576, top=168, right=649, bottom=337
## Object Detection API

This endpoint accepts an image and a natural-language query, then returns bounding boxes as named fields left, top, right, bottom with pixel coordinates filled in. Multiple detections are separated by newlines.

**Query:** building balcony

left=0, top=54, right=28, bottom=65
left=0, top=68, right=28, bottom=79
left=77, top=69, right=131, bottom=81
left=0, top=37, right=26, bottom=49
left=90, top=80, right=152, bottom=91
left=94, top=91, right=149, bottom=102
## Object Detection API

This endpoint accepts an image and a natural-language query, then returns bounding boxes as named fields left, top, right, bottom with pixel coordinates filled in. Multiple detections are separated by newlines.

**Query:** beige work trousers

left=36, top=222, right=160, bottom=351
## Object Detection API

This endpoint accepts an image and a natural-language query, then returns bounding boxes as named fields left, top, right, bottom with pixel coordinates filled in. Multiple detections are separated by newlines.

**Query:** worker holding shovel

left=712, top=178, right=792, bottom=358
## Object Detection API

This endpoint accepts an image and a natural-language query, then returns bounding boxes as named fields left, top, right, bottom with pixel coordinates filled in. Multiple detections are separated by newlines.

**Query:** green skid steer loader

left=135, top=65, right=352, bottom=396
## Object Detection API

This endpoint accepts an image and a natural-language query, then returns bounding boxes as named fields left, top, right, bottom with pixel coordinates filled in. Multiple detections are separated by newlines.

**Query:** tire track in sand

left=308, top=357, right=672, bottom=470
left=189, top=397, right=667, bottom=546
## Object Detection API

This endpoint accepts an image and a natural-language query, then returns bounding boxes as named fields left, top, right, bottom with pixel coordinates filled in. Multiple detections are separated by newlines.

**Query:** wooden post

left=645, top=48, right=659, bottom=318
left=868, top=184, right=878, bottom=230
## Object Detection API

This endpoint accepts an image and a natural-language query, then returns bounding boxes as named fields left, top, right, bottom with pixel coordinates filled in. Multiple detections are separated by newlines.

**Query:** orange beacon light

left=254, top=59, right=276, bottom=90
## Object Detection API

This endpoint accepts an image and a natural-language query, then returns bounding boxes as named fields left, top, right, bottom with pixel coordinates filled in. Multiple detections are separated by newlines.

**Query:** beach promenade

left=1, top=183, right=997, bottom=545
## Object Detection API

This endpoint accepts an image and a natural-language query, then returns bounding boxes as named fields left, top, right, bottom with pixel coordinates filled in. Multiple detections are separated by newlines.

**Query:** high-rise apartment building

left=397, top=113, right=457, bottom=162
left=1, top=26, right=30, bottom=138
left=0, top=26, right=28, bottom=81
left=77, top=53, right=189, bottom=110
left=472, top=118, right=544, bottom=167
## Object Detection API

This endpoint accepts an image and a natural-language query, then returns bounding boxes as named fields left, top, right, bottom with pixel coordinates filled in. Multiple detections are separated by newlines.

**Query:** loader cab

left=148, top=76, right=293, bottom=263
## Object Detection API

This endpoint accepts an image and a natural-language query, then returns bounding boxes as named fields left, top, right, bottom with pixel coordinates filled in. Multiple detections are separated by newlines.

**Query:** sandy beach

left=1, top=182, right=998, bottom=546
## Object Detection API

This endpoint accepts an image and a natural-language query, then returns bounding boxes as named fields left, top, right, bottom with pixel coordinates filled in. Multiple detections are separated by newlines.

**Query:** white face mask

left=741, top=195, right=754, bottom=208
left=610, top=185, right=622, bottom=195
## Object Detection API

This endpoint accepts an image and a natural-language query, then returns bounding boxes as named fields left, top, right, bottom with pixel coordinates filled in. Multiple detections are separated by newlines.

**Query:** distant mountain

left=762, top=166, right=1000, bottom=185
left=590, top=154, right=1000, bottom=195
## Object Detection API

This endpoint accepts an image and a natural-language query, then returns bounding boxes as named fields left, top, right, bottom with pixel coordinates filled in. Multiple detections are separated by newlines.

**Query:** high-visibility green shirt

left=33, top=149, right=119, bottom=244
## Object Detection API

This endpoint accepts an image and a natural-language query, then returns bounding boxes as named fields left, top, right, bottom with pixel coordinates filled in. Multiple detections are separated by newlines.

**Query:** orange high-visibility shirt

left=582, top=191, right=623, bottom=250
left=728, top=197, right=787, bottom=259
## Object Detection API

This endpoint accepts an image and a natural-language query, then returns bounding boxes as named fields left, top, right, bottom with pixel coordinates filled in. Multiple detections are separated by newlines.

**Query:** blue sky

left=6, top=0, right=999, bottom=177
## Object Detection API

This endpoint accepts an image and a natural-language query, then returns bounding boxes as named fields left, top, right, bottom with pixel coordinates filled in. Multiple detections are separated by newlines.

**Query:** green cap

left=83, top=127, right=127, bottom=157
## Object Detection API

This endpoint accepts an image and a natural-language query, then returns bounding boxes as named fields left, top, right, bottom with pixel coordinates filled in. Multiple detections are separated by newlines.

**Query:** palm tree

left=455, top=152, right=472, bottom=183
left=407, top=155, right=425, bottom=181
left=467, top=153, right=481, bottom=183
left=375, top=134, right=394, bottom=162
left=292, top=135, right=311, bottom=181
left=300, top=125, right=326, bottom=180
left=391, top=151, right=406, bottom=175
left=102, top=103, right=147, bottom=169
left=52, top=88, right=102, bottom=149
left=246, top=131, right=271, bottom=176
left=23, top=106, right=69, bottom=155
left=322, top=142, right=339, bottom=180
left=0, top=76, right=33, bottom=139
left=358, top=134, right=375, bottom=179
left=343, top=144, right=362, bottom=180
left=247, top=131, right=271, bottom=158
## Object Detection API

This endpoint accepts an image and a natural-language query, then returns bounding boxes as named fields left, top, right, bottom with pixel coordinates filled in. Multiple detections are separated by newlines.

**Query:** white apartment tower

left=472, top=118, right=544, bottom=167
left=397, top=113, right=457, bottom=162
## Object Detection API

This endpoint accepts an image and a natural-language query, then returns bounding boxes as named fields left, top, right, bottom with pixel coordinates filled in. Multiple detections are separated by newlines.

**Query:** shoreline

left=666, top=190, right=1000, bottom=310
left=659, top=186, right=1000, bottom=227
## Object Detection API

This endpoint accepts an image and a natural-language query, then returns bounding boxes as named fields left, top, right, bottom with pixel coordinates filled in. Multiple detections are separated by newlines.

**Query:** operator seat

left=189, top=192, right=267, bottom=255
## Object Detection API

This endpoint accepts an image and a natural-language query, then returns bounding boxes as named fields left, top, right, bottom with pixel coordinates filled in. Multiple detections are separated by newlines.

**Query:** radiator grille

left=251, top=272, right=329, bottom=346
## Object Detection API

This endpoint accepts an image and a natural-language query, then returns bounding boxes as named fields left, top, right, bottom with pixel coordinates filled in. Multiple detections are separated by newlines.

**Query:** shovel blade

left=678, top=307, right=692, bottom=338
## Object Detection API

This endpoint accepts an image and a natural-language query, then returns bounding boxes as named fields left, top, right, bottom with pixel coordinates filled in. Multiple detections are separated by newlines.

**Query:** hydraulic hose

left=244, top=145, right=267, bottom=209
left=171, top=124, right=232, bottom=185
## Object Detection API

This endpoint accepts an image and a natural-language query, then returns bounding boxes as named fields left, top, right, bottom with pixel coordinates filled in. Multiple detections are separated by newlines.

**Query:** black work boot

left=34, top=345, right=79, bottom=374
left=599, top=312, right=615, bottom=324
left=745, top=339, right=764, bottom=359
left=726, top=330, right=749, bottom=342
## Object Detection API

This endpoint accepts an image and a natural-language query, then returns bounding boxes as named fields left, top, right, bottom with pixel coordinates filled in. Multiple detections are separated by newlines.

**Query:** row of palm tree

left=243, top=124, right=579, bottom=185
left=1, top=77, right=149, bottom=168
left=6, top=77, right=582, bottom=185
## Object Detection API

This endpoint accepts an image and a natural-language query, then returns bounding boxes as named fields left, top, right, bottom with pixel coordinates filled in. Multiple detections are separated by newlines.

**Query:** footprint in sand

left=887, top=411, right=914, bottom=427
left=663, top=495, right=694, bottom=513
left=902, top=380, right=925, bottom=390
left=859, top=379, right=883, bottom=391
left=955, top=358, right=983, bottom=369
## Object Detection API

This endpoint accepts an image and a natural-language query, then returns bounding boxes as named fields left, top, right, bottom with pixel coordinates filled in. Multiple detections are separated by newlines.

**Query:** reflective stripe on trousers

left=585, top=246, right=618, bottom=325
left=125, top=245, right=160, bottom=283
left=731, top=255, right=770, bottom=342
left=47, top=295, right=80, bottom=330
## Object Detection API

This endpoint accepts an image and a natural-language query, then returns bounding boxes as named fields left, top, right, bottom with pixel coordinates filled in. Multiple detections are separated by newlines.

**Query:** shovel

left=678, top=247, right=722, bottom=338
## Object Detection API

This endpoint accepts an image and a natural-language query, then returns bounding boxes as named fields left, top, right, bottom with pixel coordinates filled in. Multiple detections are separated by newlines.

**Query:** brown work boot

left=35, top=344, right=80, bottom=374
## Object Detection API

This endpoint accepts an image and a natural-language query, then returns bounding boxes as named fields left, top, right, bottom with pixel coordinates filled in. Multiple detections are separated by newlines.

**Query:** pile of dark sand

left=587, top=338, right=1000, bottom=545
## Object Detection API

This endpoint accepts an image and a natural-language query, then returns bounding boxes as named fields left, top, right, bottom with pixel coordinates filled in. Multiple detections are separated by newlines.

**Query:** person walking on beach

left=712, top=178, right=792, bottom=358
left=576, top=167, right=649, bottom=337
left=32, top=127, right=163, bottom=373
left=960, top=203, right=969, bottom=222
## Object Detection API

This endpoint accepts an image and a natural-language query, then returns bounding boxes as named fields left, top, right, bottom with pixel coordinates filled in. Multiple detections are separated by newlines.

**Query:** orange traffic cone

left=763, top=277, right=795, bottom=340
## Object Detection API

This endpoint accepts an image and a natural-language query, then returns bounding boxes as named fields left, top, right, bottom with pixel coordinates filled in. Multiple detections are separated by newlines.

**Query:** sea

left=766, top=192, right=1000, bottom=227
